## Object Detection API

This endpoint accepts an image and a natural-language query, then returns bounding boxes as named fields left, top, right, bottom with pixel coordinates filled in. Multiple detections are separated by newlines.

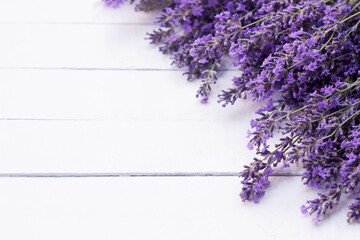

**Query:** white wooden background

left=0, top=0, right=359, bottom=239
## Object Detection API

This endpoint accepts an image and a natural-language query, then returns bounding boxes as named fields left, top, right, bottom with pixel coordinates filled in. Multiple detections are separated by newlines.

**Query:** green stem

left=288, top=31, right=334, bottom=70
left=341, top=10, right=360, bottom=24
left=241, top=16, right=269, bottom=29
left=239, top=8, right=257, bottom=22
left=325, top=1, right=360, bottom=34
left=316, top=109, right=360, bottom=143
left=256, top=134, right=300, bottom=168
left=325, top=80, right=360, bottom=98
left=274, top=106, right=307, bottom=122
left=332, top=52, right=352, bottom=60
left=319, top=32, right=335, bottom=51
left=273, top=80, right=360, bottom=124
left=350, top=1, right=360, bottom=16
left=310, top=100, right=360, bottom=123
left=346, top=19, right=360, bottom=38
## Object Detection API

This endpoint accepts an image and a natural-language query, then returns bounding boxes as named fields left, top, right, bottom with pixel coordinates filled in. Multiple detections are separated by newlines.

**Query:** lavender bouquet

left=104, top=0, right=360, bottom=223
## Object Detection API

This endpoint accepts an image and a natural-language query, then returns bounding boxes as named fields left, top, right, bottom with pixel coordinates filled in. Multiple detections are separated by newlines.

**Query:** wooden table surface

left=0, top=0, right=359, bottom=239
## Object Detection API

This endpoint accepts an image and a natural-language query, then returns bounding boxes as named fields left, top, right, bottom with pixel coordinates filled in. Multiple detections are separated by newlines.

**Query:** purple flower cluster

left=105, top=0, right=360, bottom=223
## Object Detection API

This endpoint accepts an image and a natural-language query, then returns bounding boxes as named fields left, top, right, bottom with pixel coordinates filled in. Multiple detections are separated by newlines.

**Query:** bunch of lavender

left=105, top=0, right=360, bottom=223
left=105, top=0, right=269, bottom=102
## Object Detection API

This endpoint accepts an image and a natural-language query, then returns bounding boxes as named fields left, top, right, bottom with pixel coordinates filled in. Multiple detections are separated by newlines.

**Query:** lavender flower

left=103, top=0, right=126, bottom=8
left=106, top=0, right=360, bottom=223
left=348, top=197, right=360, bottom=222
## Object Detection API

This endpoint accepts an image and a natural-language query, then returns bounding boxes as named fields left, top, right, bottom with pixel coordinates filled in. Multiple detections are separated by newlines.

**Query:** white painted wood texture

left=0, top=70, right=254, bottom=120
left=0, top=177, right=357, bottom=240
left=0, top=0, right=157, bottom=24
left=0, top=120, right=251, bottom=173
left=0, top=22, right=264, bottom=173
left=0, top=1, right=359, bottom=238
left=0, top=24, right=172, bottom=69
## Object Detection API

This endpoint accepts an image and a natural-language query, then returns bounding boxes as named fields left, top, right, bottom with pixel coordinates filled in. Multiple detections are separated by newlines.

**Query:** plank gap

left=0, top=67, right=238, bottom=71
left=0, top=21, right=155, bottom=26
left=0, top=118, right=247, bottom=122
left=0, top=172, right=303, bottom=178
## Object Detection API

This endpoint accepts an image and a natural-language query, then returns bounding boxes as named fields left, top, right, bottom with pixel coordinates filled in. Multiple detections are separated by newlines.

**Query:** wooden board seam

left=0, top=67, right=239, bottom=71
left=0, top=21, right=155, bottom=26
left=0, top=172, right=303, bottom=177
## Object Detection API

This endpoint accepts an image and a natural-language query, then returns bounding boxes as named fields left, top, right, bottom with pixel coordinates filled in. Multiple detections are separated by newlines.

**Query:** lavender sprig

left=106, top=0, right=360, bottom=223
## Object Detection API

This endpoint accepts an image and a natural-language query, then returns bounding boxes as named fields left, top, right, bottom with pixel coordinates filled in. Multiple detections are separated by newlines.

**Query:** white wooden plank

left=0, top=177, right=357, bottom=240
left=0, top=69, right=254, bottom=120
left=0, top=0, right=156, bottom=24
left=0, top=120, right=301, bottom=174
left=0, top=120, right=254, bottom=173
left=0, top=68, right=301, bottom=174
left=0, top=24, right=173, bottom=69
left=0, top=24, right=236, bottom=70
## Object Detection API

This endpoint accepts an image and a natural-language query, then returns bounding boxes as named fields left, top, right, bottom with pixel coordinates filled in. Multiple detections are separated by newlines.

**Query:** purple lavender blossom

left=103, top=0, right=125, bottom=8
left=106, top=0, right=360, bottom=223
left=348, top=197, right=360, bottom=222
